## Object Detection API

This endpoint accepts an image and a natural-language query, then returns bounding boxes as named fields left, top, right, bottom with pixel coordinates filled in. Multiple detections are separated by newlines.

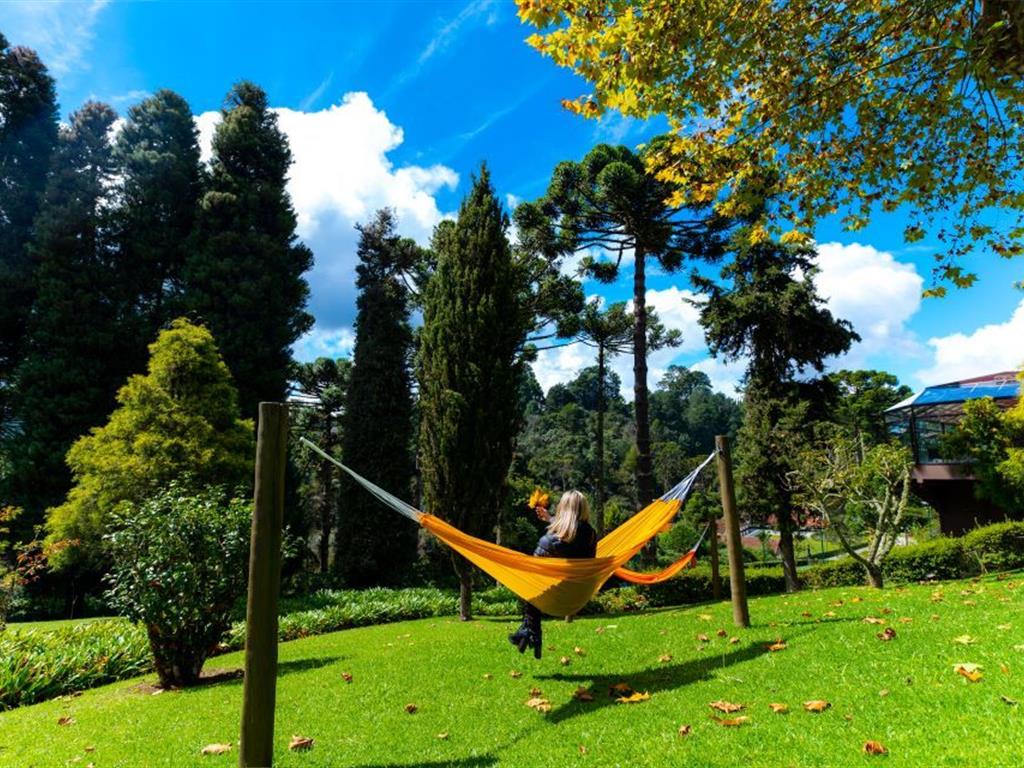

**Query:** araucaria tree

left=518, top=144, right=721, bottom=548
left=184, top=81, right=313, bottom=418
left=419, top=167, right=528, bottom=620
left=697, top=223, right=858, bottom=591
left=519, top=0, right=1024, bottom=292
left=10, top=102, right=123, bottom=527
left=338, top=209, right=421, bottom=586
left=113, top=89, right=203, bottom=358
left=0, top=35, right=58, bottom=435
left=45, top=318, right=252, bottom=574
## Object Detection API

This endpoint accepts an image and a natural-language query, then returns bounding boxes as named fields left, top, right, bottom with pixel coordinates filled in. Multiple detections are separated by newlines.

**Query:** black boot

left=508, top=623, right=530, bottom=654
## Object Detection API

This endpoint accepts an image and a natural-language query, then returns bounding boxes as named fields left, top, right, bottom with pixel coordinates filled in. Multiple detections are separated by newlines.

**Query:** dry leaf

left=529, top=686, right=543, bottom=697
left=404, top=703, right=418, bottom=714
left=578, top=745, right=587, bottom=755
left=863, top=616, right=885, bottom=625
left=877, top=627, right=897, bottom=641
left=509, top=670, right=522, bottom=679
left=482, top=673, right=492, bottom=680
left=863, top=740, right=888, bottom=755
left=709, top=700, right=744, bottom=713
left=437, top=732, right=450, bottom=740
left=851, top=596, right=863, bottom=603
left=881, top=607, right=893, bottom=614
left=658, top=653, right=673, bottom=663
left=768, top=703, right=789, bottom=713
left=955, top=665, right=983, bottom=682
left=997, top=623, right=1012, bottom=630
left=1001, top=695, right=1018, bottom=705
left=678, top=724, right=692, bottom=736
left=710, top=715, right=750, bottom=726
left=698, top=613, right=713, bottom=621
left=804, top=700, right=831, bottom=712
left=200, top=743, right=232, bottom=756
left=526, top=696, right=551, bottom=713
left=697, top=633, right=710, bottom=642
left=823, top=611, right=837, bottom=618
left=560, top=656, right=571, bottom=666
left=879, top=689, right=890, bottom=697
left=716, top=629, right=728, bottom=637
left=573, top=646, right=585, bottom=656
left=953, top=634, right=975, bottom=645
left=341, top=671, right=353, bottom=683
left=609, top=682, right=633, bottom=697
left=931, top=614, right=941, bottom=621
left=767, top=641, right=786, bottom=652
left=616, top=691, right=651, bottom=704
left=57, top=716, right=75, bottom=726
left=729, top=636, right=740, bottom=645
left=289, top=736, right=314, bottom=752
left=832, top=599, right=844, bottom=606
left=573, top=687, right=595, bottom=702
left=595, top=626, right=606, bottom=634
left=1001, top=663, right=1010, bottom=675
left=899, top=617, right=913, bottom=624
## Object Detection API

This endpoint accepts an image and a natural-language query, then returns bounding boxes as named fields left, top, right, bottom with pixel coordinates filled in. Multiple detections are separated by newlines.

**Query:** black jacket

left=533, top=520, right=598, bottom=559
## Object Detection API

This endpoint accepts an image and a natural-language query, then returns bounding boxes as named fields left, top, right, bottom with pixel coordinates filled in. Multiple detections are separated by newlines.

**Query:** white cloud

left=916, top=299, right=1024, bottom=385
left=691, top=356, right=747, bottom=398
left=299, top=72, right=333, bottom=111
left=812, top=241, right=924, bottom=366
left=196, top=92, right=459, bottom=353
left=293, top=327, right=356, bottom=361
left=418, top=0, right=498, bottom=65
left=532, top=341, right=592, bottom=394
left=0, top=0, right=109, bottom=76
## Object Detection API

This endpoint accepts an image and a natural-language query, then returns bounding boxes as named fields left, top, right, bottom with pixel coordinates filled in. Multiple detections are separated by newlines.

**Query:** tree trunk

left=632, top=248, right=657, bottom=566
left=148, top=627, right=207, bottom=688
left=595, top=345, right=606, bottom=537
left=453, top=554, right=473, bottom=621
left=777, top=522, right=800, bottom=592
left=709, top=525, right=722, bottom=600
left=317, top=456, right=333, bottom=572
left=865, top=562, right=884, bottom=589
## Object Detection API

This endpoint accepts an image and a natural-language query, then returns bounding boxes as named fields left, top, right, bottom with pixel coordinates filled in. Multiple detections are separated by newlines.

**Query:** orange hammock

left=300, top=438, right=713, bottom=617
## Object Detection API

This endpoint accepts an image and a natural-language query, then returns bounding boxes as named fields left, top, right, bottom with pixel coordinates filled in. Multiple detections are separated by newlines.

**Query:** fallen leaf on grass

left=863, top=616, right=885, bottom=625
left=1002, top=695, right=1018, bottom=706
left=595, top=627, right=606, bottom=634
left=678, top=724, right=692, bottom=736
left=578, top=745, right=587, bottom=755
left=767, top=641, right=787, bottom=652
left=289, top=736, right=314, bottom=752
left=899, top=617, right=913, bottom=624
left=404, top=703, right=418, bottom=714
left=698, top=614, right=713, bottom=621
left=560, top=656, right=571, bottom=666
left=697, top=633, right=710, bottom=642
left=573, top=646, right=585, bottom=656
left=768, top=703, right=789, bottom=713
left=437, top=732, right=450, bottom=740
left=573, top=687, right=595, bottom=702
left=801, top=611, right=812, bottom=617
left=616, top=691, right=651, bottom=704
left=863, top=740, right=888, bottom=755
left=851, top=596, right=863, bottom=604
left=1001, top=663, right=1010, bottom=675
left=529, top=686, right=543, bottom=697
left=953, top=634, right=976, bottom=645
left=341, top=671, right=353, bottom=683
left=930, top=614, right=941, bottom=621
left=57, top=716, right=75, bottom=726
left=509, top=670, right=522, bottom=679
left=877, top=628, right=897, bottom=641
left=822, top=611, right=837, bottom=618
left=200, top=743, right=232, bottom=756
left=709, top=700, right=744, bottom=713
left=997, top=624, right=1012, bottom=631
left=609, top=682, right=633, bottom=698
left=879, top=689, right=890, bottom=697
left=710, top=715, right=750, bottom=726
left=954, top=664, right=983, bottom=682
left=658, top=653, right=673, bottom=663
left=526, top=696, right=551, bottom=713
left=729, top=636, right=740, bottom=645
left=804, top=700, right=831, bottom=712
left=482, top=673, right=492, bottom=680
left=716, top=629, right=728, bottom=637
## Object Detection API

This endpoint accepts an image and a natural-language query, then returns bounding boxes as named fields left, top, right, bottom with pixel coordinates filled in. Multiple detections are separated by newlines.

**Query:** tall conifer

left=418, top=167, right=527, bottom=619
left=336, top=209, right=420, bottom=586
left=184, top=82, right=312, bottom=418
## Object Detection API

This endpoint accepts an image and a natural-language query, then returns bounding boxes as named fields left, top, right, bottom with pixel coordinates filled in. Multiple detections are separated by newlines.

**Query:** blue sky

left=3, top=0, right=1023, bottom=397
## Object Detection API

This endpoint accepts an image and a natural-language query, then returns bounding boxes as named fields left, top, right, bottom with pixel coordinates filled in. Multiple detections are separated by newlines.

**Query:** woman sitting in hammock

left=508, top=490, right=597, bottom=659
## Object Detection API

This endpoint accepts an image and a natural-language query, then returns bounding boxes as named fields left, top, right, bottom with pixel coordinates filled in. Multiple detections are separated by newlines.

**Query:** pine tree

left=0, top=35, right=59, bottom=436
left=9, top=102, right=122, bottom=530
left=696, top=226, right=858, bottom=591
left=45, top=318, right=252, bottom=573
left=113, top=89, right=202, bottom=361
left=419, top=167, right=528, bottom=619
left=336, top=209, right=421, bottom=586
left=184, top=81, right=313, bottom=419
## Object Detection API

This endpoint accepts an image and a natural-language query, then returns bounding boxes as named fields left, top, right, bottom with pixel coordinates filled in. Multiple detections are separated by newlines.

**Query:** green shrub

left=0, top=620, right=149, bottom=709
left=105, top=484, right=251, bottom=688
left=962, top=521, right=1024, bottom=572
left=882, top=537, right=973, bottom=583
left=802, top=558, right=865, bottom=588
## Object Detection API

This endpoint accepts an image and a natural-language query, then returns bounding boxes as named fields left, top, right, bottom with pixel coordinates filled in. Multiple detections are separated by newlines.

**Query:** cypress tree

left=10, top=102, right=122, bottom=528
left=0, top=35, right=59, bottom=434
left=112, top=89, right=202, bottom=360
left=184, top=81, right=313, bottom=418
left=419, top=167, right=528, bottom=619
left=336, top=209, right=420, bottom=586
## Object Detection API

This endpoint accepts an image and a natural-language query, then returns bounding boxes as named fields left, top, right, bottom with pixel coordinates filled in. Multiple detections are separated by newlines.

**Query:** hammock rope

left=300, top=437, right=715, bottom=616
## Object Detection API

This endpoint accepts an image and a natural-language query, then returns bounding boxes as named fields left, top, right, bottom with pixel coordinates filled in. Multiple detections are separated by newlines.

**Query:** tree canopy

left=518, top=0, right=1024, bottom=292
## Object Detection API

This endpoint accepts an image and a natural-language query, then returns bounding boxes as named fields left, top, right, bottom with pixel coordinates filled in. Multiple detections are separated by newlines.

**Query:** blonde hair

left=547, top=490, right=590, bottom=543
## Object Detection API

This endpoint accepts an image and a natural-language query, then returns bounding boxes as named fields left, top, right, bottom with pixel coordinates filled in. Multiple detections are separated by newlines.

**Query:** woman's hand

left=533, top=505, right=551, bottom=523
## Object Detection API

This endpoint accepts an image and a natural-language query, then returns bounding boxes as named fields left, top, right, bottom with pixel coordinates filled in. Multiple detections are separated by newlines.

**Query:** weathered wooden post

left=715, top=434, right=749, bottom=628
left=240, top=402, right=288, bottom=768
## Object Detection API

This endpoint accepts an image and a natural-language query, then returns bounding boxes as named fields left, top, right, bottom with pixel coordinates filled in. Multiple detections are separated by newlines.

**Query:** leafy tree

left=418, top=167, right=529, bottom=620
left=517, top=144, right=722, bottom=549
left=113, top=89, right=203, bottom=355
left=792, top=428, right=913, bottom=588
left=0, top=35, right=58, bottom=423
left=338, top=209, right=421, bottom=586
left=290, top=357, right=350, bottom=573
left=184, top=81, right=313, bottom=418
left=519, top=0, right=1024, bottom=292
left=697, top=226, right=858, bottom=590
left=105, top=483, right=250, bottom=687
left=649, top=365, right=742, bottom=454
left=828, top=369, right=913, bottom=446
left=45, top=318, right=252, bottom=573
left=944, top=373, right=1024, bottom=511
left=8, top=102, right=123, bottom=531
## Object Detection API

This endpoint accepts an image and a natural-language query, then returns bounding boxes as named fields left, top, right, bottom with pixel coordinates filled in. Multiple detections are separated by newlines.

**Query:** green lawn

left=2, top=575, right=1022, bottom=768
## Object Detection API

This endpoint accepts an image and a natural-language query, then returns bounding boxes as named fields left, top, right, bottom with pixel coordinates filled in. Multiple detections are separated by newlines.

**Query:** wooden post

left=240, top=403, right=288, bottom=768
left=716, top=435, right=749, bottom=628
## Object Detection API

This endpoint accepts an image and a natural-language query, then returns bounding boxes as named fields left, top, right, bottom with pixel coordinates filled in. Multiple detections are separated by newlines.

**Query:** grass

left=1, top=574, right=1022, bottom=768
left=5, top=616, right=109, bottom=635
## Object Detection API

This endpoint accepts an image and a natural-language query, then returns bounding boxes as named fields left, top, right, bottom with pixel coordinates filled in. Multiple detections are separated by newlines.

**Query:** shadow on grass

left=278, top=655, right=344, bottom=676
left=348, top=758, right=497, bottom=768
left=535, top=634, right=802, bottom=724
